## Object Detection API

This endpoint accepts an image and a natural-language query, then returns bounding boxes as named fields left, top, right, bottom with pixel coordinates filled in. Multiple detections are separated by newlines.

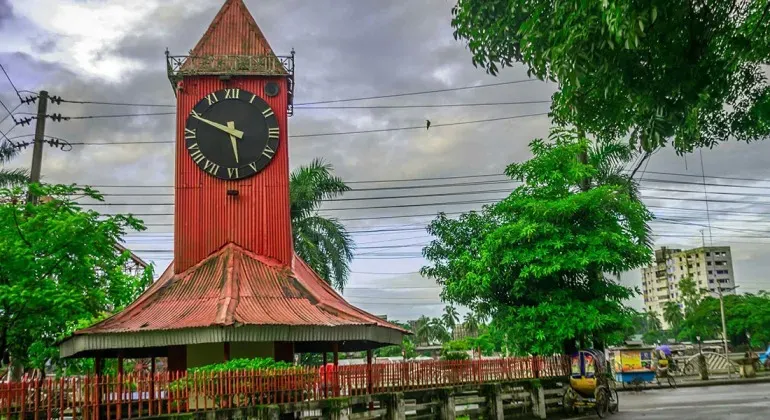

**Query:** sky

left=2, top=0, right=770, bottom=322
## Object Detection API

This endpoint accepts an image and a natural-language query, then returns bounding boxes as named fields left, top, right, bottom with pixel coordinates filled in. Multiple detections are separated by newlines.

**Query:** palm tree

left=414, top=315, right=431, bottom=345
left=428, top=317, right=450, bottom=343
left=442, top=305, right=460, bottom=331
left=290, top=158, right=354, bottom=292
left=463, top=312, right=480, bottom=337
left=0, top=140, right=28, bottom=187
left=662, top=301, right=684, bottom=335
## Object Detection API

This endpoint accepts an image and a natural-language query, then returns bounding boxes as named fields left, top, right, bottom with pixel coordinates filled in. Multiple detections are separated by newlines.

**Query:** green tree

left=422, top=131, right=652, bottom=355
left=680, top=292, right=770, bottom=346
left=662, top=301, right=685, bottom=336
left=451, top=0, right=770, bottom=154
left=290, top=158, right=354, bottom=292
left=678, top=277, right=703, bottom=317
left=442, top=305, right=460, bottom=331
left=0, top=184, right=152, bottom=374
left=414, top=315, right=432, bottom=345
left=0, top=141, right=28, bottom=187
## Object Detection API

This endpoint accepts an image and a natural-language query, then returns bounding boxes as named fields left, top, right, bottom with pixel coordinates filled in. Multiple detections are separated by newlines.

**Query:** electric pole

left=27, top=90, right=48, bottom=204
left=701, top=229, right=732, bottom=379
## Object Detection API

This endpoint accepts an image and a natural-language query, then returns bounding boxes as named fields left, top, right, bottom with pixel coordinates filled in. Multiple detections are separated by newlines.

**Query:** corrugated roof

left=76, top=243, right=409, bottom=335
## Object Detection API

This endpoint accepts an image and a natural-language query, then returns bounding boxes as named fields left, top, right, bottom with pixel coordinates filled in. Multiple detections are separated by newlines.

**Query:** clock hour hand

left=191, top=114, right=244, bottom=139
left=227, top=121, right=240, bottom=164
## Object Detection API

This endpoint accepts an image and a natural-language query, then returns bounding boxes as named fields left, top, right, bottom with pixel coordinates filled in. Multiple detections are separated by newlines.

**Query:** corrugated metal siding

left=78, top=245, right=408, bottom=334
left=174, top=76, right=292, bottom=272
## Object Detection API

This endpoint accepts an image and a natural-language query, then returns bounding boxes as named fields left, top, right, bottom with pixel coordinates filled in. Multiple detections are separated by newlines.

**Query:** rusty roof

left=75, top=243, right=409, bottom=335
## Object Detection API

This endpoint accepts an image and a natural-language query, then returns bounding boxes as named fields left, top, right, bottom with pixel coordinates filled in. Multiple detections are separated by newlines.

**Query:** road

left=575, top=382, right=770, bottom=419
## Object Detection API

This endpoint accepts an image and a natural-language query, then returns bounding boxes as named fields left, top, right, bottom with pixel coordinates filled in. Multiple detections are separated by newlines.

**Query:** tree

left=442, top=305, right=460, bottom=331
left=422, top=130, right=653, bottom=355
left=451, top=0, right=770, bottom=154
left=663, top=301, right=685, bottom=336
left=414, top=315, right=432, bottom=345
left=0, top=184, right=152, bottom=374
left=290, top=158, right=354, bottom=292
left=680, top=292, right=770, bottom=346
left=0, top=141, right=28, bottom=187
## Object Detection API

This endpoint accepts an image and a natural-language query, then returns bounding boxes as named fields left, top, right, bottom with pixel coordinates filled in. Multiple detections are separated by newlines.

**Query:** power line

left=0, top=62, right=22, bottom=101
left=295, top=79, right=542, bottom=105
left=52, top=78, right=543, bottom=109
left=62, top=112, right=550, bottom=145
left=296, top=100, right=551, bottom=109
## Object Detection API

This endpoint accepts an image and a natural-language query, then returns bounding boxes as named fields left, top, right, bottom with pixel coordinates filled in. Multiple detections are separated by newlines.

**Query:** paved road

left=575, top=382, right=770, bottom=419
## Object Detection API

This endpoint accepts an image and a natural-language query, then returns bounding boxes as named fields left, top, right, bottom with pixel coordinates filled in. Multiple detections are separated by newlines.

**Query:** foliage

left=0, top=141, right=28, bottom=187
left=440, top=350, right=469, bottom=361
left=442, top=305, right=460, bottom=331
left=451, top=0, right=770, bottom=154
left=0, top=184, right=152, bottom=372
left=290, top=158, right=354, bottom=291
left=678, top=277, right=703, bottom=317
left=413, top=315, right=450, bottom=345
left=662, top=301, right=685, bottom=336
left=679, top=292, right=770, bottom=347
left=422, top=131, right=653, bottom=355
left=187, top=357, right=294, bottom=374
left=375, top=338, right=417, bottom=360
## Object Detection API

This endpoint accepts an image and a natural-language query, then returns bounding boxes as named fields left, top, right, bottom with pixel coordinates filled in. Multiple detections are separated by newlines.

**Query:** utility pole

left=701, top=229, right=731, bottom=379
left=27, top=90, right=48, bottom=204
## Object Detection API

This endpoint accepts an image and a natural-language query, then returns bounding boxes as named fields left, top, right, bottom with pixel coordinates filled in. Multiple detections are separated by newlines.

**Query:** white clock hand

left=227, top=121, right=240, bottom=164
left=192, top=114, right=244, bottom=139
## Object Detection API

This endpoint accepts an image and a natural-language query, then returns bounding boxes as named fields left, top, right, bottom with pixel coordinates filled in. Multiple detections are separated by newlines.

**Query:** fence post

left=437, top=388, right=455, bottom=420
left=480, top=384, right=503, bottom=420
left=382, top=392, right=405, bottom=420
left=530, top=382, right=546, bottom=420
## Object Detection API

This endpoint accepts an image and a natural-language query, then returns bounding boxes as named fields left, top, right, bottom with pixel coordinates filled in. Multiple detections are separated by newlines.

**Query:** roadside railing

left=1, top=355, right=568, bottom=419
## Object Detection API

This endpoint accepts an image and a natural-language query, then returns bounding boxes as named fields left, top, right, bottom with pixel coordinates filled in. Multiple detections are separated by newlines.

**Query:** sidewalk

left=617, top=371, right=770, bottom=391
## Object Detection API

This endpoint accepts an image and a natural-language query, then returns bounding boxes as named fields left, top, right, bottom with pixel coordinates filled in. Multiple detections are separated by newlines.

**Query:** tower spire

left=190, top=0, right=278, bottom=57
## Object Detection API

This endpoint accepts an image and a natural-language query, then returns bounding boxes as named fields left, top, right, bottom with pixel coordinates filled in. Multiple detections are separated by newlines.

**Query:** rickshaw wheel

left=608, top=388, right=619, bottom=414
left=594, top=386, right=609, bottom=418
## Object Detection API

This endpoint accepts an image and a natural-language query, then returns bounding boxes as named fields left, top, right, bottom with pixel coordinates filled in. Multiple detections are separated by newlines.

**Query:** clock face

left=184, top=88, right=279, bottom=180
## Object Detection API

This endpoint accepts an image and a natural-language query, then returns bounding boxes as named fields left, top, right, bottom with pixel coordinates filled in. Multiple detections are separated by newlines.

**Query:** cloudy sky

left=2, top=0, right=770, bottom=322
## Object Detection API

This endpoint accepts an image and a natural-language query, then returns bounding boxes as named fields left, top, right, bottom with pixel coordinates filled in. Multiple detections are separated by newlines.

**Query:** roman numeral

left=262, top=144, right=276, bottom=159
left=227, top=167, right=239, bottom=178
left=248, top=162, right=258, bottom=172
left=250, top=94, right=257, bottom=104
left=225, top=89, right=240, bottom=99
left=205, top=92, right=219, bottom=105
left=184, top=128, right=196, bottom=139
left=203, top=160, right=220, bottom=176
left=268, top=127, right=280, bottom=139
left=188, top=144, right=205, bottom=164
left=262, top=107, right=274, bottom=118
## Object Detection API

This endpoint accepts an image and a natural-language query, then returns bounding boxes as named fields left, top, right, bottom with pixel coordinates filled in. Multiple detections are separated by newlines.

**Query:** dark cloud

left=0, top=0, right=11, bottom=29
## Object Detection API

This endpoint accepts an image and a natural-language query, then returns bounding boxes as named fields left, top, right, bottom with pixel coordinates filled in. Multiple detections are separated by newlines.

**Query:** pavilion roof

left=59, top=243, right=408, bottom=358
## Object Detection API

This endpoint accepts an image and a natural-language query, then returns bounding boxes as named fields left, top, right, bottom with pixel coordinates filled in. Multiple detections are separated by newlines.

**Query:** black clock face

left=184, top=88, right=279, bottom=180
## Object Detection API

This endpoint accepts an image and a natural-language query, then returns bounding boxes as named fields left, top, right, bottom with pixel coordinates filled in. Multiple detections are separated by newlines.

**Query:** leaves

left=422, top=130, right=652, bottom=354
left=451, top=0, right=770, bottom=153
left=0, top=184, right=151, bottom=370
left=290, top=159, right=354, bottom=292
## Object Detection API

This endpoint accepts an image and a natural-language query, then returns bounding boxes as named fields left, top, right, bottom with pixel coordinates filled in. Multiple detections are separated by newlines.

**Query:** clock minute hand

left=192, top=114, right=244, bottom=139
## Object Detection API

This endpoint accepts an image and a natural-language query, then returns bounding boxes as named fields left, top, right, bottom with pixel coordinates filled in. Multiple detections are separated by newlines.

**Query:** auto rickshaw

left=563, top=349, right=619, bottom=418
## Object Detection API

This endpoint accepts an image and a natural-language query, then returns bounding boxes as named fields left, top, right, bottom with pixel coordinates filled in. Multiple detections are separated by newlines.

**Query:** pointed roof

left=59, top=244, right=409, bottom=358
left=175, top=0, right=288, bottom=76
left=190, top=0, right=277, bottom=57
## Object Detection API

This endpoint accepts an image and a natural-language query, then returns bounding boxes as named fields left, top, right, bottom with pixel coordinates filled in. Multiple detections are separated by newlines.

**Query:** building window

left=706, top=252, right=710, bottom=257
left=708, top=270, right=713, bottom=275
left=709, top=279, right=714, bottom=284
left=707, top=261, right=712, bottom=266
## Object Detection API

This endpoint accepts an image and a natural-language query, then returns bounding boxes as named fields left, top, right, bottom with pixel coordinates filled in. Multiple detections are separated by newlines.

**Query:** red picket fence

left=1, top=356, right=568, bottom=419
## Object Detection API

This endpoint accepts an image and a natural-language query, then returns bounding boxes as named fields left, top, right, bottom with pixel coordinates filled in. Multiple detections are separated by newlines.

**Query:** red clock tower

left=59, top=0, right=407, bottom=370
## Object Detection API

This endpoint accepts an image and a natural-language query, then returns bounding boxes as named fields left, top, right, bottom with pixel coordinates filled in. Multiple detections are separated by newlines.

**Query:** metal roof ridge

left=188, top=0, right=278, bottom=58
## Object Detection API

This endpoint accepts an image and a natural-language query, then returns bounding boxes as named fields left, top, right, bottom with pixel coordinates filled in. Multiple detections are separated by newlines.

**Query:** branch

left=629, top=151, right=652, bottom=179
left=11, top=206, right=32, bottom=248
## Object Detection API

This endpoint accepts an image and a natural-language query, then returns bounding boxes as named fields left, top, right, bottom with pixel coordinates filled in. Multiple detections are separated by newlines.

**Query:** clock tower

left=167, top=0, right=295, bottom=273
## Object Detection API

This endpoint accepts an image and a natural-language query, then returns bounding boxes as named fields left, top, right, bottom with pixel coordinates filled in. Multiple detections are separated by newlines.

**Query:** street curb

left=616, top=375, right=770, bottom=392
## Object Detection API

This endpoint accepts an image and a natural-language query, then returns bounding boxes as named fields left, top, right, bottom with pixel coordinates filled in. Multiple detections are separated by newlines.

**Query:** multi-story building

left=641, top=246, right=736, bottom=328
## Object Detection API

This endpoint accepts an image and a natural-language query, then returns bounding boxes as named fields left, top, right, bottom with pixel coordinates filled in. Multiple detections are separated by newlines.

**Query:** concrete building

left=641, top=246, right=736, bottom=328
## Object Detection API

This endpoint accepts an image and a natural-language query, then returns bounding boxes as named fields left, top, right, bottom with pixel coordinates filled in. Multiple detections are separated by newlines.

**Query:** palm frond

left=0, top=168, right=29, bottom=188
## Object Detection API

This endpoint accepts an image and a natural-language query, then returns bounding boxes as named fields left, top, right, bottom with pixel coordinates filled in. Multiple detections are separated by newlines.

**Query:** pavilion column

left=224, top=342, right=231, bottom=361
left=323, top=352, right=328, bottom=398
left=332, top=342, right=340, bottom=397
left=367, top=349, right=374, bottom=410
left=94, top=356, right=103, bottom=408
left=150, top=357, right=156, bottom=401
left=117, top=353, right=125, bottom=420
